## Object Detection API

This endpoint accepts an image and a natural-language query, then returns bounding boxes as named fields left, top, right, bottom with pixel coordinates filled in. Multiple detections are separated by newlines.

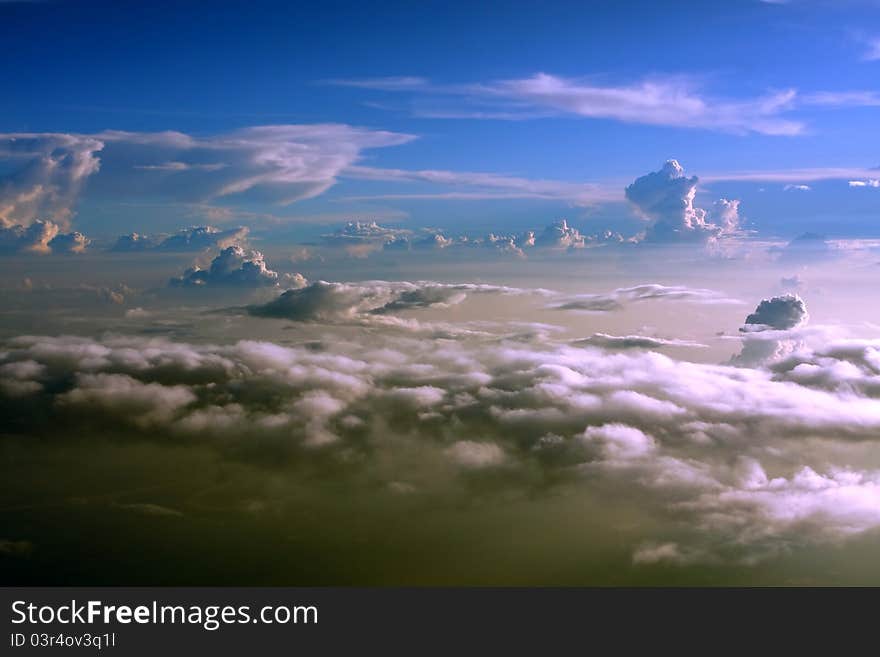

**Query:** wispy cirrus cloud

left=701, top=166, right=880, bottom=184
left=330, top=73, right=805, bottom=135
left=340, top=164, right=620, bottom=205
left=332, top=72, right=880, bottom=136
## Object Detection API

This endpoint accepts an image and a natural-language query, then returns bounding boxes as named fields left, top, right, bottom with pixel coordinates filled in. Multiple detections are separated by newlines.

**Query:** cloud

left=112, top=225, right=248, bottom=252
left=733, top=295, right=809, bottom=367
left=743, top=295, right=808, bottom=330
left=317, top=219, right=627, bottom=258
left=0, top=125, right=414, bottom=230
left=702, top=166, right=880, bottom=184
left=572, top=334, right=707, bottom=350
left=170, top=246, right=290, bottom=287
left=6, top=324, right=880, bottom=564
left=320, top=221, right=411, bottom=247
left=0, top=220, right=90, bottom=255
left=783, top=184, right=811, bottom=191
left=0, top=133, right=103, bottom=228
left=551, top=284, right=741, bottom=312
left=249, top=280, right=540, bottom=321
left=331, top=74, right=803, bottom=135
left=625, top=160, right=741, bottom=243
left=849, top=179, right=880, bottom=188
left=342, top=165, right=618, bottom=205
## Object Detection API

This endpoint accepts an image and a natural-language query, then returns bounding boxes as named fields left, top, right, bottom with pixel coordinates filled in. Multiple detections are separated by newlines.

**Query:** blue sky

left=2, top=0, right=880, bottom=238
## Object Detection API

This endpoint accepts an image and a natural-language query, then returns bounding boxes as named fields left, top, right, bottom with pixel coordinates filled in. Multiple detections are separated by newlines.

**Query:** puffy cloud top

left=0, top=220, right=90, bottom=255
left=112, top=225, right=248, bottom=252
left=170, top=246, right=283, bottom=287
left=625, top=160, right=740, bottom=243
left=744, top=294, right=809, bottom=330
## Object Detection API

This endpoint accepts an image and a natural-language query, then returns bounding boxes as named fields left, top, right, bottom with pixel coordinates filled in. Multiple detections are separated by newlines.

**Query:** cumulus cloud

left=112, top=225, right=248, bottom=252
left=317, top=219, right=627, bottom=259
left=0, top=220, right=90, bottom=255
left=733, top=295, right=809, bottom=367
left=170, top=246, right=290, bottom=288
left=743, top=294, right=808, bottom=330
left=625, top=160, right=741, bottom=243
left=320, top=221, right=411, bottom=247
left=849, top=179, right=880, bottom=188
left=5, top=326, right=880, bottom=564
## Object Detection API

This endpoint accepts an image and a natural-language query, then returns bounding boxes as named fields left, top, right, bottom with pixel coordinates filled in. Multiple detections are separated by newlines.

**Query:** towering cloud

left=0, top=134, right=103, bottom=229
left=625, top=160, right=740, bottom=243
left=170, top=246, right=285, bottom=287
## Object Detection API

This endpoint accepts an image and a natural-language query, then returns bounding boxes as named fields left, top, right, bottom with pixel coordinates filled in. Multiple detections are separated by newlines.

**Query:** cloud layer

left=5, top=312, right=880, bottom=565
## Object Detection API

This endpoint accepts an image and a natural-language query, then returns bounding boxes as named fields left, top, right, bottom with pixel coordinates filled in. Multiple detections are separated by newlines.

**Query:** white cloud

left=332, top=74, right=804, bottom=135
left=170, top=246, right=290, bottom=288
left=625, top=160, right=741, bottom=243
left=0, top=125, right=414, bottom=230
left=7, top=325, right=880, bottom=564
left=849, top=179, right=880, bottom=188
left=0, top=133, right=103, bottom=228
left=783, top=184, right=811, bottom=191
left=342, top=165, right=618, bottom=205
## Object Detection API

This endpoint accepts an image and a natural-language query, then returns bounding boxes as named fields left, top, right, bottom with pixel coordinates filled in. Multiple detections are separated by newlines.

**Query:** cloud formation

left=331, top=74, right=803, bottom=135
left=0, top=125, right=414, bottom=231
left=0, top=220, right=90, bottom=255
left=0, top=133, right=103, bottom=228
left=249, top=280, right=541, bottom=321
left=112, top=225, right=249, bottom=252
left=625, top=160, right=741, bottom=243
left=743, top=294, right=808, bottom=330
left=4, top=324, right=880, bottom=564
left=551, top=284, right=740, bottom=312
left=170, top=246, right=291, bottom=287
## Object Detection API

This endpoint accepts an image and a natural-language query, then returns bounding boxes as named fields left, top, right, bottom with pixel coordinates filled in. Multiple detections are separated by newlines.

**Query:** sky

left=5, top=1, right=880, bottom=586
left=2, top=0, right=880, bottom=239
